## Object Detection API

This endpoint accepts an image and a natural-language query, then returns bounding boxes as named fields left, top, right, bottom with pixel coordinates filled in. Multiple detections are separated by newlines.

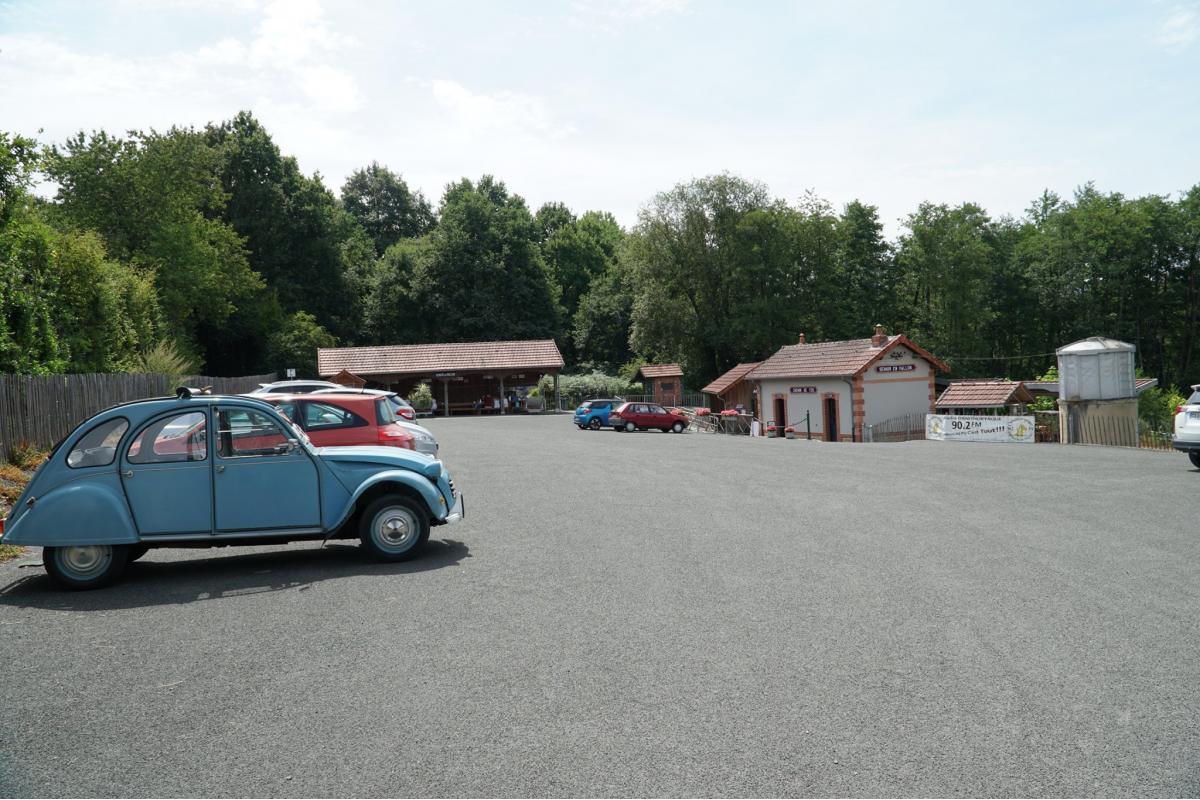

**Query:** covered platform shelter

left=317, top=339, right=564, bottom=416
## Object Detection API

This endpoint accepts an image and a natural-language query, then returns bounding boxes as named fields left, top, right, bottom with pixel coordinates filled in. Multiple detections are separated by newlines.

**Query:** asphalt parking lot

left=1, top=414, right=1198, bottom=797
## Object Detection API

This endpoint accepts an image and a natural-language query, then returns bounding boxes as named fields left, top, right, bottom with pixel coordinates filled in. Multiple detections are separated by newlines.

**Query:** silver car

left=1173, top=384, right=1200, bottom=469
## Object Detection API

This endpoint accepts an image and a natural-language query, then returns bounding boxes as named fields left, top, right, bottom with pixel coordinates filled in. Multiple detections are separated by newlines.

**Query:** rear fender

left=2, top=473, right=138, bottom=546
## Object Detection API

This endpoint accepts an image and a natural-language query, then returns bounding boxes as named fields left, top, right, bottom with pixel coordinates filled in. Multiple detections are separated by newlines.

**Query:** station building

left=317, top=339, right=564, bottom=416
left=747, top=325, right=948, bottom=441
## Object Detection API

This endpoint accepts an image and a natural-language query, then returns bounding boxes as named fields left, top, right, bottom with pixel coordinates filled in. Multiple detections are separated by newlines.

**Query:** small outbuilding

left=936, top=380, right=1034, bottom=415
left=634, top=364, right=685, bottom=406
left=702, top=362, right=760, bottom=413
left=330, top=369, right=368, bottom=389
left=748, top=325, right=948, bottom=441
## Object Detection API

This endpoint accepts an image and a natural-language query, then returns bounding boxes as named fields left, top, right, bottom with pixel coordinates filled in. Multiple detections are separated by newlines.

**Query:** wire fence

left=0, top=372, right=275, bottom=456
left=863, top=413, right=927, bottom=443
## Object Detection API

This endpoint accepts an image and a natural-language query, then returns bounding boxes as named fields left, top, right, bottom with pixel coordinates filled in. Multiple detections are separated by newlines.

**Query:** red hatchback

left=609, top=402, right=688, bottom=433
left=260, top=394, right=416, bottom=450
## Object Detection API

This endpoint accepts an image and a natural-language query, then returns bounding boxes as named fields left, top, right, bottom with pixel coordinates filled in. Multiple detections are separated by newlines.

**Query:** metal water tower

left=1056, top=337, right=1138, bottom=445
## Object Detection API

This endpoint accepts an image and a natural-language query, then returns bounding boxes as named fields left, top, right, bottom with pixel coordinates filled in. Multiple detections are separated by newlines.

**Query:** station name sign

left=789, top=386, right=817, bottom=394
left=434, top=372, right=457, bottom=378
left=876, top=364, right=916, bottom=373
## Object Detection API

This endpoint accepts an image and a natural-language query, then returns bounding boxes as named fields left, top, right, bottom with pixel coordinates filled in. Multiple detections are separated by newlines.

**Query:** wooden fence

left=0, top=372, right=275, bottom=455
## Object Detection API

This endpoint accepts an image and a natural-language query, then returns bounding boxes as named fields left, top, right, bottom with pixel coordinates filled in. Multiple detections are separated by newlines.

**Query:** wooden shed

left=701, top=362, right=760, bottom=413
left=634, top=364, right=685, bottom=406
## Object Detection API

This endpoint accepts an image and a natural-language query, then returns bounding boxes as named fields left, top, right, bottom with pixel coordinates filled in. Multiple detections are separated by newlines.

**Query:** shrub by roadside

left=0, top=452, right=43, bottom=562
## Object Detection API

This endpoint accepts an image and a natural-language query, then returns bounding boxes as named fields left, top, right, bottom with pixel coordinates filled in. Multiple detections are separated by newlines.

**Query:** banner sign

left=790, top=386, right=817, bottom=394
left=877, top=364, right=915, bottom=373
left=926, top=414, right=1035, bottom=443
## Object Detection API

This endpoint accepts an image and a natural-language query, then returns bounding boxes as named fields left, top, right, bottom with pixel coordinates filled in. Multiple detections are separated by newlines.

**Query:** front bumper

left=1172, top=436, right=1200, bottom=452
left=444, top=492, right=465, bottom=523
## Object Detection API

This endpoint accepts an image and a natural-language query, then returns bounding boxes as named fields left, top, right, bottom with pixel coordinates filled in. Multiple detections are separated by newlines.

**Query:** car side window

left=302, top=401, right=366, bottom=431
left=636, top=404, right=649, bottom=414
left=217, top=409, right=290, bottom=458
left=127, top=412, right=208, bottom=464
left=68, top=418, right=129, bottom=469
left=650, top=405, right=667, bottom=414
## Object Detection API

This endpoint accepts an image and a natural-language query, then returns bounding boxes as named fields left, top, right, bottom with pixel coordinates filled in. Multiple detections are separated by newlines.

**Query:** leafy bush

left=537, top=371, right=644, bottom=402
left=1139, top=385, right=1187, bottom=431
left=129, top=339, right=199, bottom=377
left=8, top=440, right=46, bottom=470
left=407, top=382, right=433, bottom=410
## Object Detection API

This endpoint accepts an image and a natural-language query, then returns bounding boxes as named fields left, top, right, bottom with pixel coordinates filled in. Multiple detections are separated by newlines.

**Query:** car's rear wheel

left=589, top=418, right=602, bottom=430
left=1189, top=452, right=1200, bottom=469
left=577, top=424, right=586, bottom=430
left=43, top=545, right=128, bottom=590
left=672, top=421, right=685, bottom=433
left=359, top=495, right=429, bottom=562
left=625, top=421, right=636, bottom=432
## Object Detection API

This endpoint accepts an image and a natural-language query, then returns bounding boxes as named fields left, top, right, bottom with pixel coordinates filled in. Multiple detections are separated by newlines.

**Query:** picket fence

left=0, top=372, right=275, bottom=455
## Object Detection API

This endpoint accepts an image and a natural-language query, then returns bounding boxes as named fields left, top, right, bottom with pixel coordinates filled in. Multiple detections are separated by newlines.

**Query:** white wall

left=861, top=346, right=933, bottom=425
left=760, top=377, right=853, bottom=436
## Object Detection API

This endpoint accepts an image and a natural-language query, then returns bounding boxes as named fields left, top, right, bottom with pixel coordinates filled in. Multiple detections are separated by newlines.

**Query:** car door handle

left=216, top=465, right=225, bottom=473
left=122, top=470, right=133, bottom=478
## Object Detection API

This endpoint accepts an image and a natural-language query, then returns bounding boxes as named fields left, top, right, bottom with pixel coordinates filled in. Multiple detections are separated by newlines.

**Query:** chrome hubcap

left=374, top=508, right=416, bottom=549
left=59, top=545, right=111, bottom=577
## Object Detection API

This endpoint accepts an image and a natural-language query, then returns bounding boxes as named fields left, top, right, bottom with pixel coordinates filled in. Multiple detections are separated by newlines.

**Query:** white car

left=249, top=380, right=343, bottom=395
left=1173, top=384, right=1200, bottom=469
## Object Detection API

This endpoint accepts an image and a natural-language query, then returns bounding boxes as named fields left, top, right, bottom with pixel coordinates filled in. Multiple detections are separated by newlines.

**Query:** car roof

left=258, top=392, right=378, bottom=407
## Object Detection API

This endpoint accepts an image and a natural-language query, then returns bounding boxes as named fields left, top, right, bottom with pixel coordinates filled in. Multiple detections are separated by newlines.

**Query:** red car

left=609, top=402, right=688, bottom=433
left=260, top=394, right=416, bottom=450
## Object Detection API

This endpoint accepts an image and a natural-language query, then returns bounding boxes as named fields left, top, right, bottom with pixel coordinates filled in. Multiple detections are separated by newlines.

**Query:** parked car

left=573, top=398, right=621, bottom=430
left=609, top=402, right=688, bottom=433
left=311, top=387, right=417, bottom=421
left=0, top=390, right=464, bottom=589
left=1173, top=384, right=1200, bottom=468
left=249, top=380, right=344, bottom=395
left=295, top=390, right=437, bottom=456
left=257, top=394, right=416, bottom=451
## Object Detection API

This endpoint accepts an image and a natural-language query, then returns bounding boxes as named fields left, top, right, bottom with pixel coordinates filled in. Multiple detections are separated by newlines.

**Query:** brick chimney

left=798, top=332, right=806, bottom=344
left=871, top=324, right=887, bottom=347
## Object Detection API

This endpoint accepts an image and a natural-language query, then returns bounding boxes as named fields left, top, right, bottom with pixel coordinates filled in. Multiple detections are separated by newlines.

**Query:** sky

left=2, top=0, right=1198, bottom=234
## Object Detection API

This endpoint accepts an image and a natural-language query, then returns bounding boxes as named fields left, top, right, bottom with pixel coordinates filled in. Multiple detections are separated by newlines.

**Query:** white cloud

left=569, top=0, right=689, bottom=30
left=1154, top=5, right=1199, bottom=51
left=424, top=79, right=576, bottom=141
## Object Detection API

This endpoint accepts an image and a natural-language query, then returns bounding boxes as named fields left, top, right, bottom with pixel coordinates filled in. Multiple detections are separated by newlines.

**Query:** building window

left=661, top=382, right=675, bottom=391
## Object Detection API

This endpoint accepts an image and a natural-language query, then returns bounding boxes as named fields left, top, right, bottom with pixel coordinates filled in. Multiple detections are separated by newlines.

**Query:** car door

left=213, top=406, right=321, bottom=532
left=121, top=409, right=213, bottom=535
left=649, top=404, right=670, bottom=429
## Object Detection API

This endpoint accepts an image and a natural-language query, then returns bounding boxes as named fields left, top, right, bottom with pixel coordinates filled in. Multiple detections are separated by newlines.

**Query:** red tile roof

left=317, top=340, right=564, bottom=377
left=636, top=363, right=684, bottom=379
left=749, top=335, right=948, bottom=379
left=936, top=380, right=1034, bottom=408
left=702, top=362, right=760, bottom=395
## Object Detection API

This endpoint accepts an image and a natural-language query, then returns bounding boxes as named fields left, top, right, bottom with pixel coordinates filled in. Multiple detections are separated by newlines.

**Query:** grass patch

left=0, top=543, right=22, bottom=562
left=0, top=464, right=26, bottom=483
left=8, top=441, right=47, bottom=471
left=0, top=485, right=21, bottom=506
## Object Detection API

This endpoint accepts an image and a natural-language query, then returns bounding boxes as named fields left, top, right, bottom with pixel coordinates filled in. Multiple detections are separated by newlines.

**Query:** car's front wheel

left=672, top=421, right=685, bottom=433
left=43, top=545, right=128, bottom=590
left=625, top=421, right=636, bottom=432
left=359, top=495, right=429, bottom=562
left=589, top=418, right=602, bottom=430
left=1189, top=452, right=1200, bottom=469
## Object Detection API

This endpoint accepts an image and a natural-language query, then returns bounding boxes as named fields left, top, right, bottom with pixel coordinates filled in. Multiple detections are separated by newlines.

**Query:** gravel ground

left=1, top=415, right=1198, bottom=797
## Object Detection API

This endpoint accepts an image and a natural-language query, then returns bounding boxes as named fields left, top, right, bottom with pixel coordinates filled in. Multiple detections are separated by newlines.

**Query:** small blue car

left=573, top=398, right=620, bottom=430
left=0, top=389, right=464, bottom=590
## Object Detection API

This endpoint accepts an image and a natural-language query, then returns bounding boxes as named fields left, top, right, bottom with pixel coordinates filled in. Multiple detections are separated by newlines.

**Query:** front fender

left=3, top=474, right=138, bottom=546
left=333, top=470, right=446, bottom=528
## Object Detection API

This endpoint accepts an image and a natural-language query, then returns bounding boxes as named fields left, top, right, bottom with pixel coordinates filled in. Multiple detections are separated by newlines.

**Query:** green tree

left=266, top=311, right=337, bottom=378
left=341, top=161, right=435, bottom=256
left=411, top=176, right=560, bottom=342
